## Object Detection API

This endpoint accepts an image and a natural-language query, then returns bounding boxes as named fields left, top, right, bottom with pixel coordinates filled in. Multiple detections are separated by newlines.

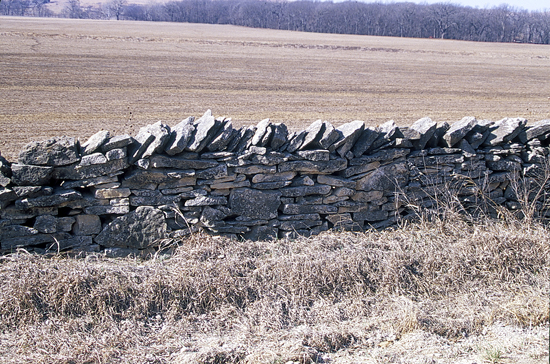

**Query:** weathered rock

left=354, top=209, right=388, bottom=223
left=404, top=117, right=437, bottom=150
left=278, top=158, right=347, bottom=174
left=102, top=134, right=134, bottom=152
left=233, top=126, right=256, bottom=153
left=443, top=116, right=477, bottom=147
left=458, top=139, right=476, bottom=157
left=234, top=165, right=276, bottom=174
left=426, top=122, right=450, bottom=148
left=149, top=155, right=218, bottom=170
left=19, top=136, right=79, bottom=166
left=279, top=220, right=322, bottom=231
left=196, top=164, right=228, bottom=180
left=187, top=111, right=222, bottom=153
left=62, top=175, right=119, bottom=189
left=229, top=188, right=281, bottom=220
left=185, top=195, right=227, bottom=207
left=341, top=161, right=380, bottom=178
left=356, top=162, right=409, bottom=191
left=253, top=181, right=292, bottom=189
left=11, top=164, right=53, bottom=186
left=280, top=185, right=331, bottom=197
left=80, top=152, right=107, bottom=166
left=128, top=132, right=155, bottom=164
left=224, top=128, right=243, bottom=152
left=105, top=148, right=126, bottom=161
left=57, top=217, right=76, bottom=232
left=165, top=117, right=195, bottom=155
left=245, top=225, right=278, bottom=241
left=317, top=121, right=340, bottom=149
left=281, top=204, right=337, bottom=215
left=296, top=149, right=330, bottom=161
left=260, top=125, right=274, bottom=147
left=270, top=123, right=288, bottom=150
left=84, top=205, right=130, bottom=215
left=207, top=120, right=234, bottom=152
left=252, top=172, right=296, bottom=183
left=72, top=214, right=102, bottom=235
left=141, top=121, right=172, bottom=158
left=251, top=118, right=271, bottom=146
left=16, top=189, right=82, bottom=208
left=352, top=127, right=379, bottom=157
left=93, top=187, right=131, bottom=199
left=300, top=120, right=325, bottom=150
left=81, top=130, right=110, bottom=156
left=330, top=120, right=365, bottom=157
left=33, top=214, right=57, bottom=233
left=483, top=118, right=527, bottom=147
left=351, top=190, right=384, bottom=202
left=286, top=130, right=307, bottom=153
left=2, top=233, right=56, bottom=250
left=200, top=206, right=227, bottom=228
left=53, top=158, right=129, bottom=180
left=12, top=186, right=53, bottom=199
left=0, top=225, right=39, bottom=240
left=517, top=119, right=550, bottom=143
left=95, top=206, right=166, bottom=249
left=316, top=175, right=355, bottom=189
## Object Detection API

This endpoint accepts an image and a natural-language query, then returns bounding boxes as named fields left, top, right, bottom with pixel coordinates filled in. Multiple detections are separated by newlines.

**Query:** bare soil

left=1, top=16, right=550, bottom=160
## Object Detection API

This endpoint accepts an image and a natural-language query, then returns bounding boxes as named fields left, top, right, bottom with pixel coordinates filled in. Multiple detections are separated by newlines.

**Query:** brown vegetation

left=0, top=209, right=548, bottom=363
left=1, top=17, right=550, bottom=160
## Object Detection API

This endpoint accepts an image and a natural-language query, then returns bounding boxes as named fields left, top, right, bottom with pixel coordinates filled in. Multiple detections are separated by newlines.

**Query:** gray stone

left=300, top=120, right=324, bottom=150
left=291, top=176, right=315, bottom=186
left=352, top=127, right=379, bottom=157
left=260, top=125, right=274, bottom=147
left=200, top=206, right=227, bottom=228
left=517, top=119, right=550, bottom=143
left=443, top=116, right=477, bottom=147
left=229, top=188, right=281, bottom=220
left=330, top=120, right=365, bottom=157
left=280, top=185, right=331, bottom=197
left=57, top=217, right=75, bottom=232
left=2, top=234, right=55, bottom=250
left=165, top=117, right=195, bottom=155
left=341, top=161, right=380, bottom=178
left=128, top=132, right=155, bottom=163
left=209, top=180, right=250, bottom=189
left=196, top=164, right=228, bottom=180
left=349, top=149, right=410, bottom=166
left=252, top=181, right=292, bottom=189
left=458, top=139, right=476, bottom=157
left=51, top=235, right=93, bottom=252
left=351, top=190, right=384, bottom=202
left=404, top=117, right=437, bottom=150
left=278, top=158, right=347, bottom=174
left=53, top=158, right=129, bottom=180
left=486, top=160, right=521, bottom=171
left=317, top=121, right=340, bottom=149
left=279, top=220, right=322, bottom=231
left=0, top=188, right=16, bottom=208
left=93, top=187, right=131, bottom=199
left=185, top=195, right=227, bottom=207
left=130, top=194, right=181, bottom=206
left=252, top=171, right=296, bottom=183
left=95, top=206, right=166, bottom=249
left=281, top=204, right=337, bottom=215
left=102, top=134, right=134, bottom=152
left=251, top=118, right=271, bottom=146
left=149, top=155, right=218, bottom=170
left=234, top=165, right=276, bottom=174
left=19, top=136, right=79, bottom=166
left=483, top=118, right=527, bottom=147
left=138, top=121, right=172, bottom=158
left=245, top=225, right=278, bottom=241
left=465, top=120, right=494, bottom=148
left=80, top=152, right=107, bottom=166
left=286, top=130, right=307, bottom=153
left=317, top=175, right=355, bottom=189
left=248, top=146, right=267, bottom=155
left=11, top=164, right=53, bottom=186
left=81, top=130, right=110, bottom=155
left=33, top=214, right=57, bottom=233
left=356, top=162, right=409, bottom=192
left=270, top=123, right=288, bottom=150
left=0, top=206, right=57, bottom=220
left=354, top=210, right=388, bottom=222
left=72, top=214, right=102, bottom=235
left=234, top=126, right=256, bottom=153
left=427, top=122, right=450, bottom=148
left=61, top=175, right=119, bottom=189
left=105, top=148, right=126, bottom=161
left=296, top=150, right=329, bottom=161
left=84, top=205, right=130, bottom=215
left=224, top=128, right=242, bottom=152
left=207, top=120, right=234, bottom=152
left=279, top=213, right=320, bottom=221
left=16, top=189, right=82, bottom=208
left=12, top=186, right=53, bottom=198
left=0, top=225, right=39, bottom=240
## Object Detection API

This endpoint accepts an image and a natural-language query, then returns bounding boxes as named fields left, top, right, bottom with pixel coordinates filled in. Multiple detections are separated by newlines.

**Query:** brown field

left=1, top=16, right=550, bottom=160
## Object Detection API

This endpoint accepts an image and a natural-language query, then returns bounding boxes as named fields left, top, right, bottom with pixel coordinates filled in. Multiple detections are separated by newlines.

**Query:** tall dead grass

left=0, top=210, right=548, bottom=363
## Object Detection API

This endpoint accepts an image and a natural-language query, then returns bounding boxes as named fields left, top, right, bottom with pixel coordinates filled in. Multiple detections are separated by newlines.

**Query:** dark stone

left=296, top=150, right=330, bottom=161
left=270, top=123, right=288, bottom=150
left=149, top=155, right=218, bottom=170
left=281, top=204, right=338, bottom=215
left=331, top=120, right=365, bottom=157
left=300, top=120, right=324, bottom=150
left=317, top=121, right=340, bottom=149
left=280, top=185, right=331, bottom=197
left=15, top=189, right=82, bottom=208
left=33, top=214, right=57, bottom=233
left=483, top=117, right=527, bottom=147
left=352, top=127, right=380, bottom=157
left=356, top=162, right=409, bottom=192
left=95, top=206, right=166, bottom=249
left=278, top=158, right=347, bottom=174
left=53, top=158, right=129, bottom=180
left=245, top=225, right=278, bottom=241
left=19, top=136, right=79, bottom=166
left=286, top=130, right=307, bottom=153
left=404, top=117, right=437, bottom=150
left=229, top=188, right=281, bottom=220
left=196, top=164, right=228, bottom=180
left=517, top=119, right=550, bottom=143
left=184, top=195, right=228, bottom=207
left=128, top=132, right=155, bottom=163
left=426, top=122, right=450, bottom=148
left=11, top=164, right=53, bottom=186
left=207, top=120, right=234, bottom=152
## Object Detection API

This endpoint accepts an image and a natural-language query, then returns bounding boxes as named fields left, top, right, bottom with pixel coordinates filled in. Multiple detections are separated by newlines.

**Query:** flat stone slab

left=11, top=164, right=53, bottom=186
left=229, top=188, right=281, bottom=220
left=443, top=116, right=477, bottom=147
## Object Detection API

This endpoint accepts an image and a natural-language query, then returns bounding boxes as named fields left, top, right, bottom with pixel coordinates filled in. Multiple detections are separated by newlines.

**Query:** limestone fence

left=1, top=110, right=549, bottom=257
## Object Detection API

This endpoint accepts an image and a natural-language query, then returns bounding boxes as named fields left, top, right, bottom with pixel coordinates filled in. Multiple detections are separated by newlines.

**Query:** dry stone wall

left=1, top=110, right=549, bottom=257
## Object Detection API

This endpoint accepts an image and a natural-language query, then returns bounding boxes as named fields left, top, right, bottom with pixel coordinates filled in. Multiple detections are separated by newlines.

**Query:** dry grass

left=0, top=212, right=548, bottom=363
left=1, top=17, right=550, bottom=160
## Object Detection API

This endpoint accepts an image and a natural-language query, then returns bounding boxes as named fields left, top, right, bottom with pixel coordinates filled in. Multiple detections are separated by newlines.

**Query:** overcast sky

left=360, top=0, right=549, bottom=12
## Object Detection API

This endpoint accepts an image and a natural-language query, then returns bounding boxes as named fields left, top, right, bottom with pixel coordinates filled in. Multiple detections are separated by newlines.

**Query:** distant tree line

left=1, top=0, right=549, bottom=44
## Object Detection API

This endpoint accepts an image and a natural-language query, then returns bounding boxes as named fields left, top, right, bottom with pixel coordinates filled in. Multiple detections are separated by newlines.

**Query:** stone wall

left=1, top=110, right=549, bottom=257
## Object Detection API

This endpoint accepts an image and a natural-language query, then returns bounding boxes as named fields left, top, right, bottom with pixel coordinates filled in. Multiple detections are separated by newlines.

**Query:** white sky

left=360, top=0, right=549, bottom=12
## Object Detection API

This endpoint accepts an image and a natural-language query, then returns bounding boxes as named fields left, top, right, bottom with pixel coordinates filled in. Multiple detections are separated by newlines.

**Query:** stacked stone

left=1, top=110, right=549, bottom=257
